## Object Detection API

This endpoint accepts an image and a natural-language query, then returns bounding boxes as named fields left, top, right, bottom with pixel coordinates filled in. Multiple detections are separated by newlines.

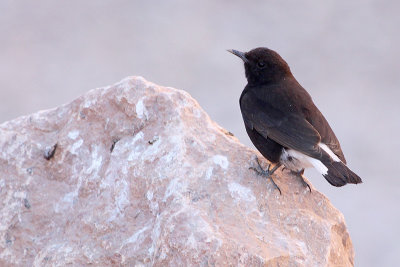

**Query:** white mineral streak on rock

left=127, top=131, right=144, bottom=161
left=213, top=154, right=229, bottom=169
left=85, top=145, right=103, bottom=176
left=67, top=130, right=79, bottom=140
left=70, top=139, right=83, bottom=155
left=163, top=178, right=186, bottom=202
left=146, top=190, right=154, bottom=201
left=123, top=225, right=150, bottom=248
left=135, top=98, right=148, bottom=119
left=205, top=166, right=213, bottom=180
left=228, top=182, right=256, bottom=203
left=0, top=76, right=354, bottom=266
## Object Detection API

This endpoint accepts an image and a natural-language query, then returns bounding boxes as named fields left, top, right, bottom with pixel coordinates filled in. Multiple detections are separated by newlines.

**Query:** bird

left=228, top=47, right=362, bottom=193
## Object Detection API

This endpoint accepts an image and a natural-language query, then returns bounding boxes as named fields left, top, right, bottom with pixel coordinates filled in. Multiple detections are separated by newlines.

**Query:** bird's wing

left=240, top=91, right=322, bottom=158
left=309, top=110, right=347, bottom=163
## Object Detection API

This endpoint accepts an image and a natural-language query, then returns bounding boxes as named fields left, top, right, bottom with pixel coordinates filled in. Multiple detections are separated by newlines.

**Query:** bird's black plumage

left=229, top=47, right=362, bottom=187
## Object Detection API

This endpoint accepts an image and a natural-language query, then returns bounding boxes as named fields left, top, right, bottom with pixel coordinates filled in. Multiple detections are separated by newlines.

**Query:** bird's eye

left=257, top=61, right=265, bottom=68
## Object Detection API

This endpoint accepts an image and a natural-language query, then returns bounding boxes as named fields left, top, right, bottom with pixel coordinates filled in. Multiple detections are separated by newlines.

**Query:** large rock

left=0, top=77, right=354, bottom=266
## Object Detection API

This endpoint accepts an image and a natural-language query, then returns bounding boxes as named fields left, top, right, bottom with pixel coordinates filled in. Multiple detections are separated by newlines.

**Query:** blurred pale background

left=1, top=1, right=399, bottom=266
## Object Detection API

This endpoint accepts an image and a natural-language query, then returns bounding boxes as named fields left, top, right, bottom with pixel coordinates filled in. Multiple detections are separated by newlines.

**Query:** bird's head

left=228, top=47, right=292, bottom=85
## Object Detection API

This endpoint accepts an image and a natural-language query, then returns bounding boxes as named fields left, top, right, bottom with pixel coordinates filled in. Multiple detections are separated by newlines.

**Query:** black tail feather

left=322, top=160, right=362, bottom=187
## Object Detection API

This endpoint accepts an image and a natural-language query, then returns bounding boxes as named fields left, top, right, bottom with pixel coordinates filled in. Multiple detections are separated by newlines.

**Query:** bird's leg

left=291, top=169, right=311, bottom=192
left=249, top=157, right=282, bottom=194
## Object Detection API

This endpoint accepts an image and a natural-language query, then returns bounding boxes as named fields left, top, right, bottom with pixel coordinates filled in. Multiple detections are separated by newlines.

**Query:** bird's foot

left=249, top=157, right=282, bottom=195
left=290, top=169, right=311, bottom=193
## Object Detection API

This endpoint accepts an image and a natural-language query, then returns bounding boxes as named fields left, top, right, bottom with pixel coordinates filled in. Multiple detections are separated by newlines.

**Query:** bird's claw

left=302, top=180, right=312, bottom=193
left=291, top=169, right=312, bottom=193
left=249, top=157, right=282, bottom=195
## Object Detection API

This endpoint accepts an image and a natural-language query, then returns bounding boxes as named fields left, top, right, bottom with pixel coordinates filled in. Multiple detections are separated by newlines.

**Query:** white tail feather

left=319, top=143, right=341, bottom=162
left=308, top=157, right=328, bottom=175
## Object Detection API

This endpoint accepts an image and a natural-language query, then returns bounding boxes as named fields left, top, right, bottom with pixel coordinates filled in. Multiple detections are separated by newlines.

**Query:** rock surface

left=0, top=77, right=354, bottom=266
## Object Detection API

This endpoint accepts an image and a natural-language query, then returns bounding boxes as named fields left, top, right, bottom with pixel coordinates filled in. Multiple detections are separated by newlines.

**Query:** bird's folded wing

left=241, top=92, right=322, bottom=158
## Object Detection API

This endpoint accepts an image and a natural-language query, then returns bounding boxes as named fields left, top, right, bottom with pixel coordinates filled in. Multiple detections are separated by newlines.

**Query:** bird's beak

left=227, top=49, right=248, bottom=63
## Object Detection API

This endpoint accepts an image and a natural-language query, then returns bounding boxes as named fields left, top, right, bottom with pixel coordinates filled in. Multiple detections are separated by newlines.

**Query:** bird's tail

left=319, top=158, right=362, bottom=187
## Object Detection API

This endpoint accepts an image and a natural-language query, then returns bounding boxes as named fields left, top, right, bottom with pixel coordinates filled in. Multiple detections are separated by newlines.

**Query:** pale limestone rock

left=0, top=77, right=354, bottom=266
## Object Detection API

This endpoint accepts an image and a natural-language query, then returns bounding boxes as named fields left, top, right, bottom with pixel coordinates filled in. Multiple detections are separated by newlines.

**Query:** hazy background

left=1, top=1, right=399, bottom=265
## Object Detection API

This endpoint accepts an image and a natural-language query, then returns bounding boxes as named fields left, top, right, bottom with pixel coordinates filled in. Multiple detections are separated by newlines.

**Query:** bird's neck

left=246, top=74, right=292, bottom=87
